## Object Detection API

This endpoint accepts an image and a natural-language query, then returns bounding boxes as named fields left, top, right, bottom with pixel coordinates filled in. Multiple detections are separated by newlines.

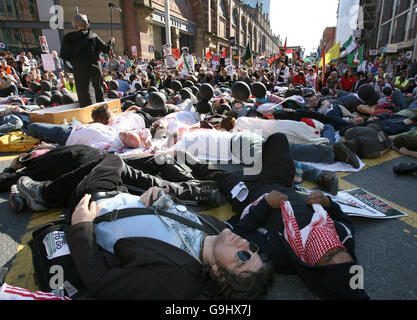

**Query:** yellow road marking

left=4, top=210, right=62, bottom=291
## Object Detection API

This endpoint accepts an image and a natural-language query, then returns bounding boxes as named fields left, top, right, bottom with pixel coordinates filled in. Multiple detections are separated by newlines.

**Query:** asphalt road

left=0, top=152, right=416, bottom=300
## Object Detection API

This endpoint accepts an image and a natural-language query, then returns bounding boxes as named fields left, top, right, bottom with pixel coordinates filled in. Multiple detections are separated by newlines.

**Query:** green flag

left=348, top=45, right=363, bottom=68
left=244, top=42, right=252, bottom=67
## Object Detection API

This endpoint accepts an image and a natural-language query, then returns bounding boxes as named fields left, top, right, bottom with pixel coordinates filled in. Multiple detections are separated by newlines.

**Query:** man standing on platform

left=60, top=13, right=115, bottom=108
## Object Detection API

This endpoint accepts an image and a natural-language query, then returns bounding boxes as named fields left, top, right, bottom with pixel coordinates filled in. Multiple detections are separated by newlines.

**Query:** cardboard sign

left=164, top=54, right=177, bottom=70
left=39, top=36, right=49, bottom=53
left=41, top=53, right=56, bottom=71
left=211, top=54, right=221, bottom=70
left=162, top=44, right=172, bottom=57
left=131, top=46, right=137, bottom=56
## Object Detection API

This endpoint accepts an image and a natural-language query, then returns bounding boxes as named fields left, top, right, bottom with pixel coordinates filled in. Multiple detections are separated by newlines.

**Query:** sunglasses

left=236, top=242, right=259, bottom=264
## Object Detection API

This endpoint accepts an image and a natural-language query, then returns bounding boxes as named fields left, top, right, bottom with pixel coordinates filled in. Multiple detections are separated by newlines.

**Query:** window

left=379, top=22, right=391, bottom=47
left=382, top=0, right=394, bottom=23
left=220, top=0, right=227, bottom=17
left=232, top=8, right=238, bottom=25
left=392, top=13, right=408, bottom=43
left=409, top=7, right=417, bottom=40
left=396, top=0, right=411, bottom=15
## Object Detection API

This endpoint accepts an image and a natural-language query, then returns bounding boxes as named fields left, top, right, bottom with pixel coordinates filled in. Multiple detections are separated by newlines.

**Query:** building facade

left=320, top=26, right=336, bottom=52
left=336, top=0, right=417, bottom=60
left=0, top=0, right=280, bottom=61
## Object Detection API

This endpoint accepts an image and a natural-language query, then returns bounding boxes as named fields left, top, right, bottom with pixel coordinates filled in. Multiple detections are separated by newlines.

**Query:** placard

left=162, top=44, right=172, bottom=57
left=164, top=54, right=177, bottom=70
left=211, top=54, right=221, bottom=70
left=131, top=46, right=137, bottom=56
left=39, top=36, right=49, bottom=53
left=41, top=53, right=56, bottom=71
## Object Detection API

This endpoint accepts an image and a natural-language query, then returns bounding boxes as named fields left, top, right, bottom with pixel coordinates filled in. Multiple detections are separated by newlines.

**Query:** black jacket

left=60, top=29, right=114, bottom=69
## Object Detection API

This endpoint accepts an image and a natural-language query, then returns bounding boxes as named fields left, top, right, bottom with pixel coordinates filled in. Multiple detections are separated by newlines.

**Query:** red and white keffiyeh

left=281, top=201, right=346, bottom=266
left=0, top=283, right=70, bottom=300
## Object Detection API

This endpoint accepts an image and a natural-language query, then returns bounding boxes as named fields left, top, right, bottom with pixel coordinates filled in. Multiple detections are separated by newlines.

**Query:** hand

left=306, top=191, right=331, bottom=209
left=265, top=191, right=288, bottom=209
left=71, top=194, right=97, bottom=225
left=140, top=187, right=169, bottom=208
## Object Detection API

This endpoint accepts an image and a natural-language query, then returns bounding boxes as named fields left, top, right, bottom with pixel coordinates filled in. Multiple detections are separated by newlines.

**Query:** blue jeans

left=409, top=99, right=417, bottom=109
left=321, top=124, right=336, bottom=145
left=24, top=123, right=73, bottom=146
left=0, top=114, right=24, bottom=135
left=391, top=89, right=408, bottom=110
left=295, top=161, right=323, bottom=183
left=289, top=144, right=334, bottom=164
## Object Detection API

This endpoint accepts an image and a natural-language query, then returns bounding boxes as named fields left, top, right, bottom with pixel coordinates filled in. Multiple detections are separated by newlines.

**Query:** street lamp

left=108, top=2, right=122, bottom=38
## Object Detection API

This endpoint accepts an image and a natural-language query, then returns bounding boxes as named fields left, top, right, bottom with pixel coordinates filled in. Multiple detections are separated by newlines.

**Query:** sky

left=270, top=0, right=339, bottom=56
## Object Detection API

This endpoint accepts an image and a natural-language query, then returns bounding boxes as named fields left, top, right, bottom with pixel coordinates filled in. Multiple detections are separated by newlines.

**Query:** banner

left=348, top=45, right=364, bottom=68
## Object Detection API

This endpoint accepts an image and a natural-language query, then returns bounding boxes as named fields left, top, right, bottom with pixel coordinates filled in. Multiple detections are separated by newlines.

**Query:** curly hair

left=200, top=256, right=275, bottom=300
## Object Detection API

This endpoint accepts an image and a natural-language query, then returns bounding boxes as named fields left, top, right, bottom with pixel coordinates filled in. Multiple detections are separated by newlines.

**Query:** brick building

left=0, top=0, right=281, bottom=61
left=320, top=27, right=336, bottom=52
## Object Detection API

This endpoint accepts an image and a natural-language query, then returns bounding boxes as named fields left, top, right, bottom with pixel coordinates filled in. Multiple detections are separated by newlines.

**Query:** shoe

left=195, top=189, right=222, bottom=208
left=9, top=185, right=28, bottom=212
left=393, top=163, right=417, bottom=175
left=17, top=177, right=50, bottom=212
left=333, top=142, right=360, bottom=169
left=317, top=171, right=339, bottom=196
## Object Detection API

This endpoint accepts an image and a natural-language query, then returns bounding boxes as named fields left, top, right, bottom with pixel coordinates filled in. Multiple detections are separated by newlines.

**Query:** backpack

left=28, top=219, right=88, bottom=299
left=344, top=123, right=392, bottom=159
left=0, top=131, right=40, bottom=152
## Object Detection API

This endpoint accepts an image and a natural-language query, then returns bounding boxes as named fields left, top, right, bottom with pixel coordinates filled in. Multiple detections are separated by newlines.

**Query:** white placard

left=41, top=53, right=56, bottom=71
left=164, top=54, right=177, bottom=70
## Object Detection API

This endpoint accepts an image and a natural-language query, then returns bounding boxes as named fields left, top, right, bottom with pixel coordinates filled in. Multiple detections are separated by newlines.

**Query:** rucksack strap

left=93, top=207, right=215, bottom=235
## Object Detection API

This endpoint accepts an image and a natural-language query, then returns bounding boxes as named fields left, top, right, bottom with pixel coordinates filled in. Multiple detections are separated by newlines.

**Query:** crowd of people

left=1, top=13, right=417, bottom=301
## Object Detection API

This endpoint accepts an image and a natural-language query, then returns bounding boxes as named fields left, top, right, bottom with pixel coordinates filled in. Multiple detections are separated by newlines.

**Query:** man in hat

left=60, top=13, right=115, bottom=108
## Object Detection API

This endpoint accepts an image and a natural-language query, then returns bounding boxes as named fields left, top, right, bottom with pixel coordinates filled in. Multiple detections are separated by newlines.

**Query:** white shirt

left=65, top=123, right=124, bottom=153
left=161, top=111, right=201, bottom=136
left=305, top=74, right=317, bottom=87
left=111, top=112, right=145, bottom=133
left=173, top=129, right=234, bottom=162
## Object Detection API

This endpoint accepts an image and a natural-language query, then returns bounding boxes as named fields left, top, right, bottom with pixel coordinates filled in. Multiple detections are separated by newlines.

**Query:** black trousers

left=73, top=64, right=104, bottom=108
left=219, top=133, right=295, bottom=214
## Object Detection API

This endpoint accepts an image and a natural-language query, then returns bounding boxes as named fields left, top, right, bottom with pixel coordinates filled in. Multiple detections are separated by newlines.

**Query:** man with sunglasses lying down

left=15, top=151, right=274, bottom=300
left=220, top=133, right=370, bottom=300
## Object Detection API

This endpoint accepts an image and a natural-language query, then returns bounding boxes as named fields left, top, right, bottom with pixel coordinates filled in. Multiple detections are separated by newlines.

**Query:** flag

left=172, top=48, right=181, bottom=60
left=321, top=48, right=326, bottom=88
left=284, top=37, right=287, bottom=52
left=348, top=45, right=364, bottom=68
left=244, top=42, right=252, bottom=67
left=375, top=45, right=387, bottom=67
left=222, top=48, right=227, bottom=59
left=319, top=42, right=340, bottom=67
left=268, top=54, right=280, bottom=66
left=257, top=54, right=266, bottom=61
left=343, top=36, right=360, bottom=55
left=206, top=50, right=213, bottom=60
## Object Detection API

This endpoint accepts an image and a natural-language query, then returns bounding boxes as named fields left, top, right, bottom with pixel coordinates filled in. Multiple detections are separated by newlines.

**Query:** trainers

left=195, top=189, right=222, bottom=208
left=317, top=171, right=339, bottom=196
left=333, top=142, right=360, bottom=169
left=393, top=163, right=417, bottom=175
left=17, top=177, right=50, bottom=212
left=9, top=185, right=28, bottom=212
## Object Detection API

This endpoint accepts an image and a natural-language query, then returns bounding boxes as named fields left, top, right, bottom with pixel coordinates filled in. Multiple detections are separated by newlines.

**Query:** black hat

left=122, top=100, right=135, bottom=112
left=190, top=86, right=199, bottom=95
left=171, top=80, right=183, bottom=92
left=108, top=80, right=119, bottom=91
left=148, top=86, right=159, bottom=94
left=183, top=80, right=194, bottom=88
left=358, top=84, right=379, bottom=106
left=35, top=95, right=51, bottom=107
left=232, top=81, right=251, bottom=101
left=148, top=92, right=167, bottom=110
left=42, top=91, right=52, bottom=98
left=196, top=99, right=212, bottom=115
left=134, top=82, right=142, bottom=91
left=199, top=83, right=215, bottom=100
left=179, top=88, right=192, bottom=100
left=135, top=95, right=147, bottom=108
left=51, top=92, right=63, bottom=105
left=382, top=86, right=393, bottom=97
left=30, top=82, right=42, bottom=92
left=321, top=87, right=330, bottom=96
left=218, top=103, right=232, bottom=114
left=62, top=93, right=77, bottom=105
left=303, top=88, right=316, bottom=98
left=250, top=82, right=267, bottom=99
left=40, top=80, right=52, bottom=92
left=107, top=90, right=119, bottom=99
